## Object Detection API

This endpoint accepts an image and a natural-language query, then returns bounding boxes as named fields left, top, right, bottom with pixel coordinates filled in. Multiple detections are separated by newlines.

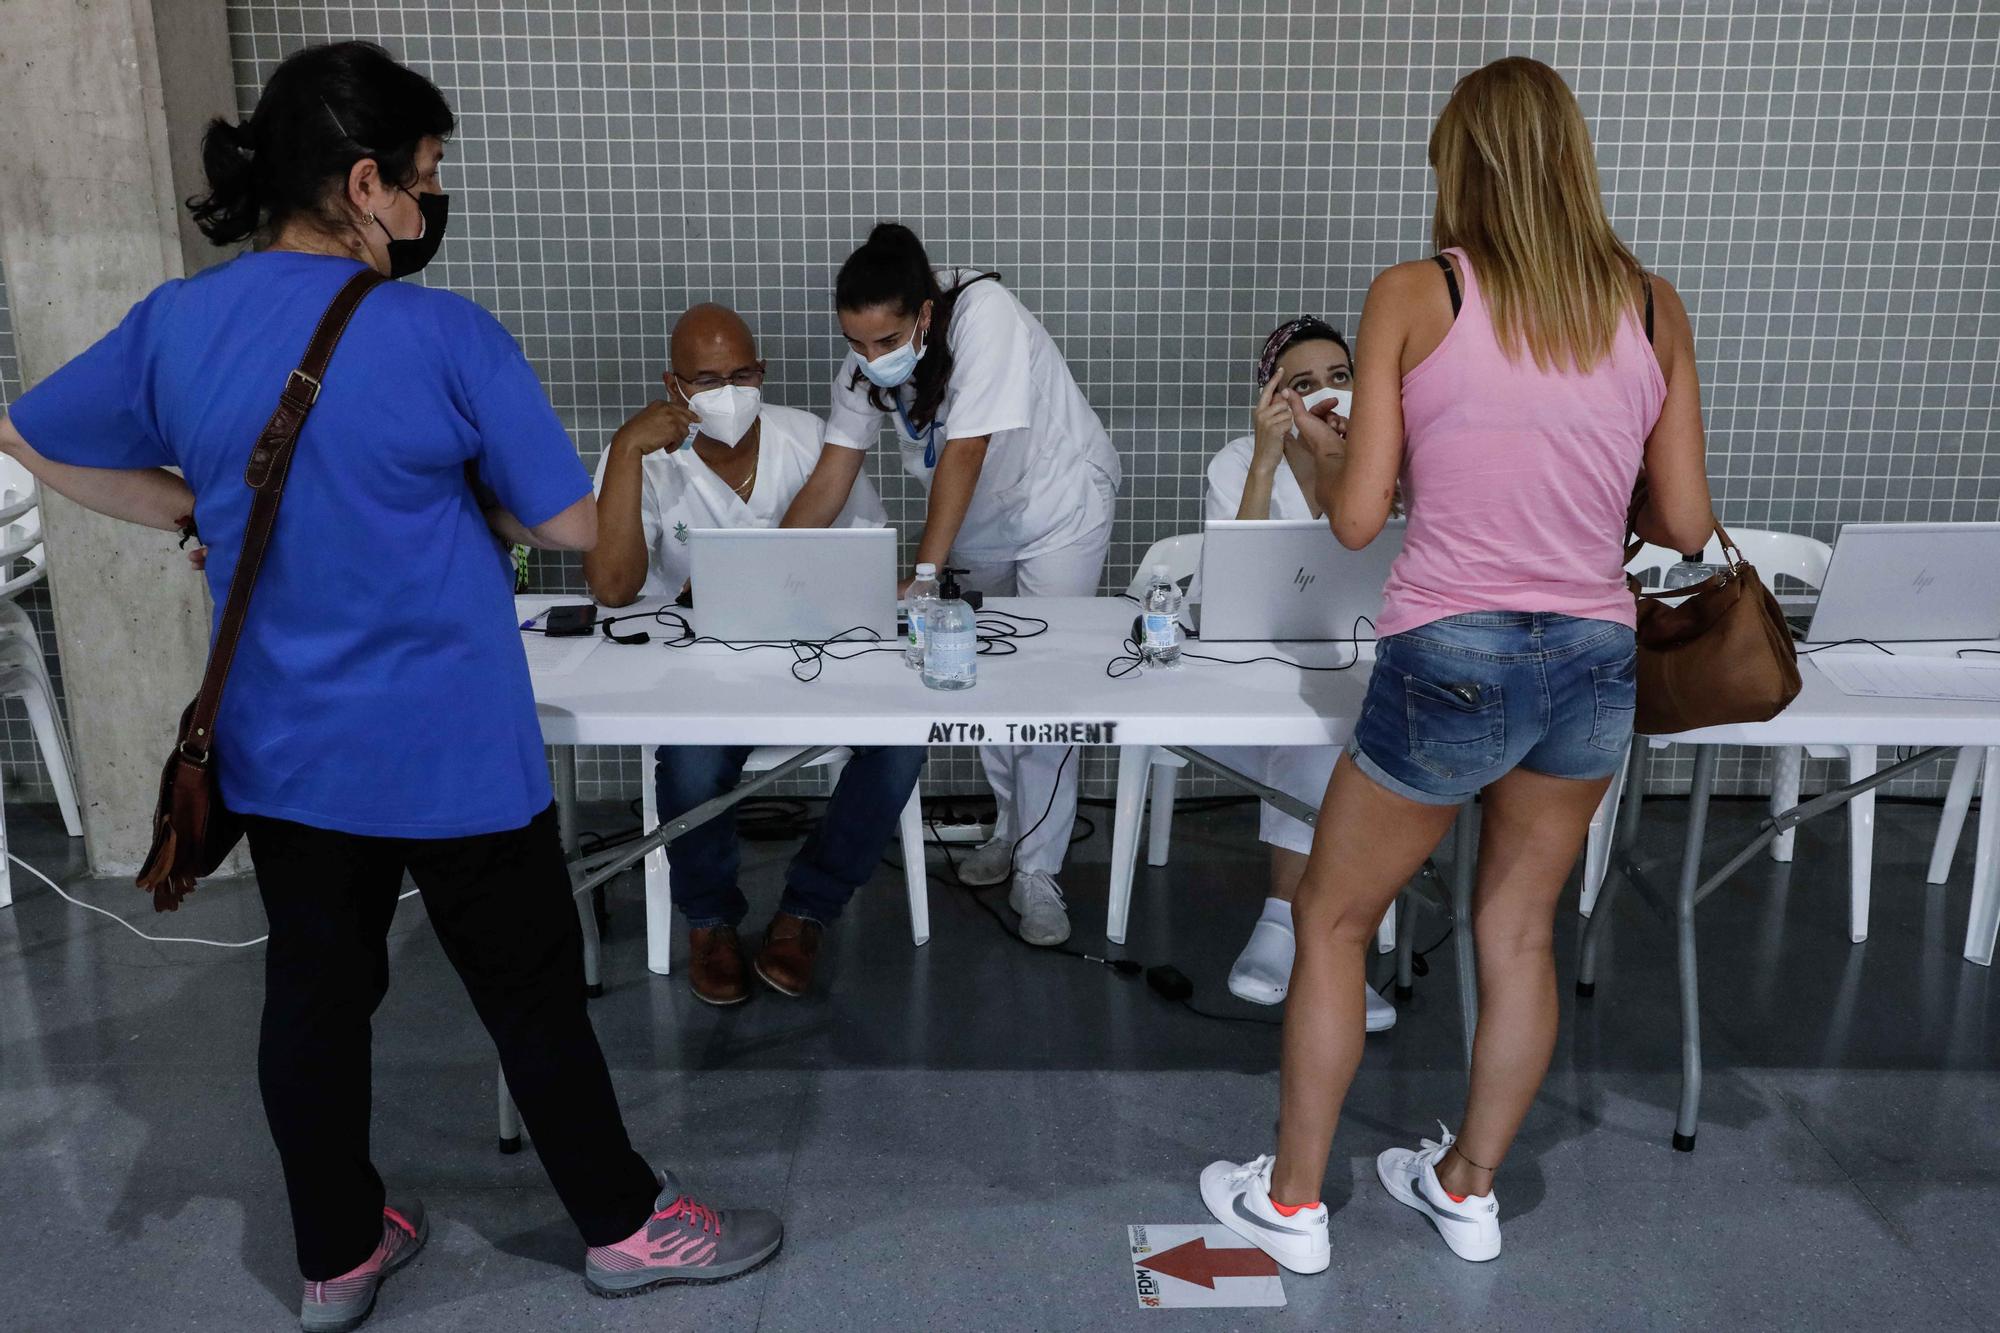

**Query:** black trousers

left=246, top=805, right=657, bottom=1279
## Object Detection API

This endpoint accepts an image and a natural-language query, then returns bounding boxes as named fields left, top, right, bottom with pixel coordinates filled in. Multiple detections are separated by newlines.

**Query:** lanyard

left=894, top=396, right=940, bottom=469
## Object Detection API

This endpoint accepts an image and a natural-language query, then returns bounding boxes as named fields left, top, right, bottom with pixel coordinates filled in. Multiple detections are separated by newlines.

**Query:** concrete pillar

left=0, top=0, right=236, bottom=876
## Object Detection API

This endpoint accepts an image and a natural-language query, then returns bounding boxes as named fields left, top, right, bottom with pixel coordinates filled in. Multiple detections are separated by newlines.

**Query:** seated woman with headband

left=1194, top=318, right=1395, bottom=1033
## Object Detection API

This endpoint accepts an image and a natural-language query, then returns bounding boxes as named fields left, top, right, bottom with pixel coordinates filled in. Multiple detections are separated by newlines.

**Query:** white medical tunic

left=822, top=268, right=1121, bottom=564
left=597, top=403, right=888, bottom=599
left=1204, top=434, right=1319, bottom=521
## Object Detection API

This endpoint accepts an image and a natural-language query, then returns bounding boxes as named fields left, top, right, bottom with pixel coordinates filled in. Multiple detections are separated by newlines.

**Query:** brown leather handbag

left=1628, top=521, right=1803, bottom=736
left=135, top=269, right=387, bottom=911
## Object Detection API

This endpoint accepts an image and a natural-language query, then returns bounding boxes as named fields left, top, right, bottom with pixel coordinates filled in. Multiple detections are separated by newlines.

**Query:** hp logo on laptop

left=1292, top=567, right=1317, bottom=593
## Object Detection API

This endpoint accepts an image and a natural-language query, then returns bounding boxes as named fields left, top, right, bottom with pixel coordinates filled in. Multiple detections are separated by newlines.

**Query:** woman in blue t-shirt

left=0, top=42, right=779, bottom=1325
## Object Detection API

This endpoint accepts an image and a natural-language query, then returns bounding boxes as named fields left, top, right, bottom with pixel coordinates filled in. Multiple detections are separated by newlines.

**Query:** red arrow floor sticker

left=1128, top=1225, right=1287, bottom=1309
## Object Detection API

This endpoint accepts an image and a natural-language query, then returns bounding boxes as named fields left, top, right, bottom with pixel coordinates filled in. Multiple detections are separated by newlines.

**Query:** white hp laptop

left=1196, top=519, right=1405, bottom=642
left=687, top=528, right=898, bottom=642
left=1805, top=521, right=2000, bottom=643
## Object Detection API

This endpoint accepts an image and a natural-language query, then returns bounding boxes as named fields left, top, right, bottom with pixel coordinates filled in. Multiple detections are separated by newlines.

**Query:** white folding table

left=1578, top=642, right=2000, bottom=1150
left=526, top=594, right=1378, bottom=949
left=525, top=597, right=2000, bottom=1152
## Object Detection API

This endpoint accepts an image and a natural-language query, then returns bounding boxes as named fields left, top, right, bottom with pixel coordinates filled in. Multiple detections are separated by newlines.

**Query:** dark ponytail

left=835, top=222, right=999, bottom=432
left=187, top=41, right=455, bottom=247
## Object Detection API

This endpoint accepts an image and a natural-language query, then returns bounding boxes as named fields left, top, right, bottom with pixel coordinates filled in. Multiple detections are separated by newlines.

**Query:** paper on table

left=521, top=631, right=601, bottom=678
left=1813, top=653, right=2000, bottom=703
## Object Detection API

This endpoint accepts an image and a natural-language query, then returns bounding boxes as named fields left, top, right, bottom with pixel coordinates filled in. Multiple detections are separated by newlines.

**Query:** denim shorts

left=1348, top=612, right=1638, bottom=806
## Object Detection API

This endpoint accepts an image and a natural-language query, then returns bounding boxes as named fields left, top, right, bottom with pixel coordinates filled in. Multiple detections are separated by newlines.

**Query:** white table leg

left=1930, top=746, right=1981, bottom=884
left=1770, top=745, right=1803, bottom=863
left=1961, top=747, right=2000, bottom=966
left=641, top=753, right=673, bottom=976
left=1106, top=744, right=1152, bottom=945
left=1145, top=762, right=1178, bottom=868
left=1580, top=742, right=1628, bottom=917
left=1846, top=746, right=1877, bottom=944
left=899, top=788, right=930, bottom=947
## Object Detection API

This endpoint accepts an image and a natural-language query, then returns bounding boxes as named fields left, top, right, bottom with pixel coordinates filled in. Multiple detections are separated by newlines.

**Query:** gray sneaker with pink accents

left=584, top=1171, right=783, bottom=1297
left=298, top=1198, right=428, bottom=1333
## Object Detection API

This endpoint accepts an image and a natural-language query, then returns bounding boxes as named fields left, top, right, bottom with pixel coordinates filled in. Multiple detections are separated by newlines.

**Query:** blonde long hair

left=1430, top=57, right=1644, bottom=372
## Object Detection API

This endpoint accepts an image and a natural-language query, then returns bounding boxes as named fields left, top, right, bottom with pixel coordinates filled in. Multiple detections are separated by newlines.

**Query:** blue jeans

left=654, top=745, right=927, bottom=928
left=1349, top=612, right=1637, bottom=805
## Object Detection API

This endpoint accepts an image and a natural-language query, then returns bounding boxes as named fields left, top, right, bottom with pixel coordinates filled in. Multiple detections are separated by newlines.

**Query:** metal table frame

left=1576, top=740, right=1948, bottom=1151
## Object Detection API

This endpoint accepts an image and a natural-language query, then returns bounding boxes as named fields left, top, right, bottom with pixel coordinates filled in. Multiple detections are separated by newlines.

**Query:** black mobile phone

left=542, top=603, right=598, bottom=637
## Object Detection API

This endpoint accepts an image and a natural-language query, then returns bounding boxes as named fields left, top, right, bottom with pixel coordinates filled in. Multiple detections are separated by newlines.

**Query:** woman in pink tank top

left=1201, top=58, right=1717, bottom=1272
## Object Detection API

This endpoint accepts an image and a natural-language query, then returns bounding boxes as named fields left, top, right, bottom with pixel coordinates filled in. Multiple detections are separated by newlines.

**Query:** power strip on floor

left=925, top=820, right=992, bottom=845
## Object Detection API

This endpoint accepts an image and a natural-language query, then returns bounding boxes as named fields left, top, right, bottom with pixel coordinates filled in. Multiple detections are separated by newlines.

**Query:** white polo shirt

left=822, top=268, right=1121, bottom=564
left=597, top=403, right=888, bottom=599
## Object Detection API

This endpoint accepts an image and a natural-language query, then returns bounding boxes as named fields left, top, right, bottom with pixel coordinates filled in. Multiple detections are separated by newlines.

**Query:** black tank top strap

left=1643, top=272, right=1656, bottom=345
left=1433, top=253, right=1462, bottom=317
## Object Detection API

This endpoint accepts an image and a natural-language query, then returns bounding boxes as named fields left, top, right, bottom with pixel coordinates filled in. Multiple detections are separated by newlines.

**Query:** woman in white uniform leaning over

left=1199, top=318, right=1393, bottom=1033
left=783, top=222, right=1122, bottom=948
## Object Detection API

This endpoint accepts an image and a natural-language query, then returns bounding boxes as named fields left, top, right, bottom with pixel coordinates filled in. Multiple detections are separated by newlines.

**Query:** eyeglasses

left=673, top=368, right=766, bottom=392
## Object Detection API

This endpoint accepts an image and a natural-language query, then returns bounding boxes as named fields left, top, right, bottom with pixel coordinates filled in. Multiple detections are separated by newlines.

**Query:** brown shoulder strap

left=180, top=268, right=387, bottom=758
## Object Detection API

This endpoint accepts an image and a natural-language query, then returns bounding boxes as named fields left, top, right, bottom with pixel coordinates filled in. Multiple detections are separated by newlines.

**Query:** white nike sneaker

left=1225, top=919, right=1398, bottom=1032
left=1200, top=1155, right=1330, bottom=1275
left=956, top=835, right=1016, bottom=887
left=1375, top=1124, right=1501, bottom=1262
left=1007, top=871, right=1071, bottom=946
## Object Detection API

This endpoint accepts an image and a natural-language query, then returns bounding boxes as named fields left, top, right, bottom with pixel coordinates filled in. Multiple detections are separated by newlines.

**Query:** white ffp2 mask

left=1290, top=386, right=1352, bottom=437
left=687, top=384, right=762, bottom=446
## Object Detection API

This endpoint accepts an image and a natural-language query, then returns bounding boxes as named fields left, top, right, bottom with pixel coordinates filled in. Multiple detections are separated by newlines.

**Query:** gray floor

left=1, top=790, right=1995, bottom=1332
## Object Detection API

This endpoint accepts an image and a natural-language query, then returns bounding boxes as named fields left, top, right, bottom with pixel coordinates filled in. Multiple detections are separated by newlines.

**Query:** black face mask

left=376, top=189, right=449, bottom=278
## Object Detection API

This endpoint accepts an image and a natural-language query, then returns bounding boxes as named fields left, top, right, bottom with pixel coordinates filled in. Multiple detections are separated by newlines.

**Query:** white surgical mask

left=1290, top=386, right=1353, bottom=437
left=686, top=384, right=762, bottom=446
left=860, top=326, right=923, bottom=388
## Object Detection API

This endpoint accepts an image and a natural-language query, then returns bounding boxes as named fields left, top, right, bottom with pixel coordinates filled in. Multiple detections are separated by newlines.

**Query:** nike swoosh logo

left=1233, top=1195, right=1308, bottom=1236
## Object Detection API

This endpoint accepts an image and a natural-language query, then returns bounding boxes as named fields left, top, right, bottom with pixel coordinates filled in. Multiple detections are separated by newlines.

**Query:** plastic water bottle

left=1140, top=564, right=1184, bottom=670
left=1663, top=556, right=1728, bottom=591
left=904, top=562, right=939, bottom=669
left=921, top=568, right=977, bottom=691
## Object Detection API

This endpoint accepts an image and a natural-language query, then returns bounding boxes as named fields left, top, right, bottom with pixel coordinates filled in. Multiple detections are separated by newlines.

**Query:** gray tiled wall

left=8, top=2, right=1997, bottom=809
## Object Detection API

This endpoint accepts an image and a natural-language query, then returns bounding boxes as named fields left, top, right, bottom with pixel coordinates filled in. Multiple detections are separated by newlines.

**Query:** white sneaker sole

left=1375, top=1154, right=1500, bottom=1262
left=1224, top=977, right=1398, bottom=1033
left=1227, top=970, right=1285, bottom=1005
left=1200, top=1167, right=1330, bottom=1276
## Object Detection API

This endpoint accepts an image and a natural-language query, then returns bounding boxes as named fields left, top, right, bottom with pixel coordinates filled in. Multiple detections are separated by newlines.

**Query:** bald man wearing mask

left=585, top=304, right=925, bottom=1005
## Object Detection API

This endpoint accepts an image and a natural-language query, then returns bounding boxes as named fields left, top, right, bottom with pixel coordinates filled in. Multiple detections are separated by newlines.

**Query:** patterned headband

left=1256, top=316, right=1346, bottom=386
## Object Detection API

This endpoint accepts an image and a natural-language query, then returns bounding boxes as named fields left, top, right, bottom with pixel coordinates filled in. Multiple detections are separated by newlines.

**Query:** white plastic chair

left=639, top=746, right=929, bottom=975
left=1578, top=528, right=1930, bottom=947
left=1123, top=532, right=1205, bottom=874
left=1928, top=748, right=1994, bottom=956
left=1112, top=531, right=1392, bottom=952
left=0, top=504, right=83, bottom=849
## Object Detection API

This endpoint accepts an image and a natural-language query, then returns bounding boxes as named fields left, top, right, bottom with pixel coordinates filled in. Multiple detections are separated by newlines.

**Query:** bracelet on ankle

left=1448, top=1143, right=1497, bottom=1174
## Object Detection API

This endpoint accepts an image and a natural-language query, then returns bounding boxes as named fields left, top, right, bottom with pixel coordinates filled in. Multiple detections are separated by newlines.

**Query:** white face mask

left=1290, top=386, right=1353, bottom=437
left=686, top=384, right=762, bottom=447
left=860, top=325, right=923, bottom=388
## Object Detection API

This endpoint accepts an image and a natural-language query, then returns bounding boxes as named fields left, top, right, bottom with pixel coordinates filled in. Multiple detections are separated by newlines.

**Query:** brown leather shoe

left=687, top=925, right=749, bottom=1006
left=752, top=913, right=823, bottom=998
